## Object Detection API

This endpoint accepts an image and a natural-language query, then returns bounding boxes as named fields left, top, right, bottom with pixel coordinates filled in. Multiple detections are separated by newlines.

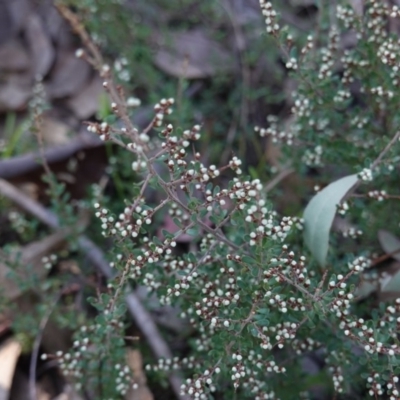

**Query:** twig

left=32, top=109, right=53, bottom=178
left=29, top=294, right=61, bottom=400
left=0, top=178, right=59, bottom=228
left=264, top=167, right=295, bottom=193
left=370, top=130, right=400, bottom=170
left=0, top=129, right=102, bottom=180
left=0, top=178, right=188, bottom=400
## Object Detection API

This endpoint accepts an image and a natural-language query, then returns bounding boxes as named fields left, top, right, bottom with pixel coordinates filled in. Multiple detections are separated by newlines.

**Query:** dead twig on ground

left=29, top=294, right=61, bottom=400
left=0, top=129, right=102, bottom=180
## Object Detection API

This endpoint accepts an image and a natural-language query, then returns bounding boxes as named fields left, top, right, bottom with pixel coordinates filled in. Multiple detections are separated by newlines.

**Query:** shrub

left=6, top=1, right=400, bottom=399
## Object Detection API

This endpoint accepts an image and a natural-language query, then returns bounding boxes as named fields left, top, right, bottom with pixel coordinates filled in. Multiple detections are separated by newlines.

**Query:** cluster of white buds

left=333, top=89, right=351, bottom=103
left=142, top=272, right=162, bottom=291
left=370, top=85, right=394, bottom=98
left=264, top=249, right=310, bottom=288
left=259, top=1, right=279, bottom=35
left=389, top=5, right=400, bottom=18
left=366, top=373, right=384, bottom=397
left=386, top=375, right=400, bottom=399
left=128, top=238, right=176, bottom=280
left=285, top=57, right=298, bottom=70
left=180, top=373, right=217, bottom=399
left=291, top=337, right=320, bottom=355
left=328, top=364, right=344, bottom=394
left=166, top=267, right=199, bottom=297
left=342, top=227, right=363, bottom=239
left=115, top=363, right=137, bottom=396
left=350, top=116, right=369, bottom=129
left=379, top=299, right=400, bottom=330
left=168, top=202, right=188, bottom=219
left=340, top=50, right=357, bottom=85
left=327, top=276, right=354, bottom=318
left=366, top=1, right=388, bottom=44
left=228, top=156, right=242, bottom=174
left=301, top=35, right=314, bottom=55
left=160, top=124, right=202, bottom=171
left=131, top=159, right=147, bottom=172
left=183, top=124, right=202, bottom=141
left=254, top=122, right=295, bottom=146
left=257, top=321, right=298, bottom=352
left=317, top=27, right=339, bottom=80
left=367, top=190, right=387, bottom=201
left=337, top=201, right=349, bottom=215
left=194, top=274, right=240, bottom=324
left=86, top=121, right=110, bottom=141
left=358, top=167, right=373, bottom=181
left=94, top=204, right=115, bottom=236
left=41, top=323, right=132, bottom=394
left=336, top=5, right=356, bottom=29
left=302, top=145, right=323, bottom=167
left=127, top=96, right=141, bottom=107
left=339, top=316, right=391, bottom=356
left=145, top=356, right=199, bottom=372
left=154, top=98, right=174, bottom=126
left=291, top=96, right=311, bottom=118
left=378, top=38, right=400, bottom=71
left=347, top=255, right=370, bottom=273
left=41, top=254, right=57, bottom=270
left=8, top=210, right=30, bottom=235
left=228, top=179, right=262, bottom=204
left=231, top=356, right=246, bottom=389
left=94, top=202, right=156, bottom=240
left=114, top=57, right=130, bottom=82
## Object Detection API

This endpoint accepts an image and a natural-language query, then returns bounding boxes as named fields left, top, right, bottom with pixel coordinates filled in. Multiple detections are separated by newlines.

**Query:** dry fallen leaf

left=46, top=50, right=91, bottom=99
left=0, top=2, right=14, bottom=46
left=40, top=116, right=71, bottom=145
left=125, top=349, right=153, bottom=400
left=39, top=3, right=75, bottom=49
left=0, top=339, right=22, bottom=400
left=66, top=76, right=104, bottom=119
left=0, top=39, right=30, bottom=71
left=53, top=385, right=84, bottom=400
left=7, top=0, right=32, bottom=35
left=378, top=229, right=400, bottom=262
left=153, top=29, right=233, bottom=79
left=25, top=13, right=55, bottom=78
left=0, top=78, right=31, bottom=112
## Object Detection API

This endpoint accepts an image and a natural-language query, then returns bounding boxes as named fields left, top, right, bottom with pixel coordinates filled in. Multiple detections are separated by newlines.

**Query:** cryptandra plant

left=42, top=1, right=400, bottom=399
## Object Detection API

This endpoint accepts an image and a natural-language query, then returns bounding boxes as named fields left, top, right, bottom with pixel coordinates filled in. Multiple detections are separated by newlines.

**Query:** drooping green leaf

left=303, top=174, right=358, bottom=266
left=381, top=270, right=400, bottom=293
left=355, top=277, right=378, bottom=299
left=378, top=230, right=400, bottom=261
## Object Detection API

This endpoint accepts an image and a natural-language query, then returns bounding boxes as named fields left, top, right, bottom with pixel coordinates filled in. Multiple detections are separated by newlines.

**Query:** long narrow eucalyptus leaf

left=303, top=174, right=358, bottom=266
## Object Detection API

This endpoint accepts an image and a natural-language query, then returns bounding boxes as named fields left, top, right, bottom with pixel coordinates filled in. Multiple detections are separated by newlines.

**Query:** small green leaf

left=303, top=174, right=358, bottom=266
left=378, top=230, right=400, bottom=261
left=173, top=217, right=183, bottom=228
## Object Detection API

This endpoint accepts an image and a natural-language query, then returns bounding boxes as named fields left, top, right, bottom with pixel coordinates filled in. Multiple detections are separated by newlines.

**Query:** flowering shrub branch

left=34, top=1, right=400, bottom=399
